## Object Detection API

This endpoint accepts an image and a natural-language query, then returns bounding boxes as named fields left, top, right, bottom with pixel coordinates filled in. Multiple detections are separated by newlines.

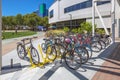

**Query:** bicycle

left=17, top=37, right=40, bottom=65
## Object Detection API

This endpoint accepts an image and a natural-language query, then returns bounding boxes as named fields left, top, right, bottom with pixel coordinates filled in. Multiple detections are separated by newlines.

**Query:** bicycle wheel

left=30, top=47, right=40, bottom=65
left=91, top=41, right=102, bottom=52
left=17, top=44, right=26, bottom=59
left=65, top=50, right=82, bottom=70
left=85, top=45, right=93, bottom=59
left=105, top=37, right=111, bottom=46
left=75, top=46, right=89, bottom=64
left=55, top=44, right=65, bottom=58
left=46, top=45, right=57, bottom=61
left=99, top=40, right=106, bottom=49
left=41, top=43, right=47, bottom=53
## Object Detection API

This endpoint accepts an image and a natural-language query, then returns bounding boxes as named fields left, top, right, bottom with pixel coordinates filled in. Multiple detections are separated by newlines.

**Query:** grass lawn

left=2, top=31, right=37, bottom=40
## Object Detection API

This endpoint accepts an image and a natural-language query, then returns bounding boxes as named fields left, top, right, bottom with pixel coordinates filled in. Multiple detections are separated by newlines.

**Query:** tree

left=2, top=16, right=8, bottom=30
left=16, top=14, right=23, bottom=26
left=23, top=14, right=30, bottom=27
left=6, top=16, right=15, bottom=29
left=42, top=16, right=49, bottom=28
left=13, top=14, right=23, bottom=33
left=27, top=13, right=38, bottom=30
left=2, top=13, right=49, bottom=31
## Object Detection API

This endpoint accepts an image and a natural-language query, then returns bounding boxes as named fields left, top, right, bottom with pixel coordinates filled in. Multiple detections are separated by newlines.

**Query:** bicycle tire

left=99, top=40, right=106, bottom=49
left=106, top=37, right=111, bottom=46
left=41, top=43, right=47, bottom=53
left=102, top=37, right=111, bottom=46
left=17, top=44, right=27, bottom=59
left=64, top=50, right=82, bottom=70
left=55, top=44, right=65, bottom=58
left=30, top=47, right=40, bottom=65
left=41, top=40, right=53, bottom=53
left=75, top=46, right=89, bottom=64
left=46, top=45, right=57, bottom=61
left=85, top=45, right=93, bottom=59
left=91, top=41, right=102, bottom=52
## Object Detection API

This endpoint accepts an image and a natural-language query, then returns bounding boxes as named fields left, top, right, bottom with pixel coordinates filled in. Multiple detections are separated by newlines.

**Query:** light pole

left=92, top=0, right=95, bottom=36
left=58, top=0, right=61, bottom=19
left=58, top=0, right=61, bottom=28
left=69, top=14, right=72, bottom=32
left=0, top=0, right=2, bottom=74
left=111, top=0, right=115, bottom=43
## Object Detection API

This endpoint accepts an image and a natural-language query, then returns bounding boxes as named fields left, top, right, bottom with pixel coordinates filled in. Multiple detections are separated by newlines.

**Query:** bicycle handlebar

left=20, top=36, right=38, bottom=45
left=21, top=36, right=38, bottom=41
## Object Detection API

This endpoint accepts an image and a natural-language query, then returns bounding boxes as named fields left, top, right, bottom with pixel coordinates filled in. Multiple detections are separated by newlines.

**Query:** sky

left=2, top=0, right=54, bottom=16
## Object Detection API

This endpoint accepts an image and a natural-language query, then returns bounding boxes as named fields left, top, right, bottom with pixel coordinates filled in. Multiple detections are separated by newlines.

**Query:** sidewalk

left=92, top=42, right=120, bottom=80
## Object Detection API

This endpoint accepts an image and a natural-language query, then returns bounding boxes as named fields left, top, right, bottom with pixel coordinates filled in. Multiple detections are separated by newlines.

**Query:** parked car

left=49, top=26, right=57, bottom=30
left=37, top=26, right=47, bottom=31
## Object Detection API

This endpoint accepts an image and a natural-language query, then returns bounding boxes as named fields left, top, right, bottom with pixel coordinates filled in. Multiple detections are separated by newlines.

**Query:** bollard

left=11, top=59, right=13, bottom=68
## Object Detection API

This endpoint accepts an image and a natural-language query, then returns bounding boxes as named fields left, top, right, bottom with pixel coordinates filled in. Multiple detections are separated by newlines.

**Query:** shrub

left=96, top=28, right=105, bottom=34
left=71, top=28, right=78, bottom=33
left=45, top=30, right=65, bottom=37
left=79, top=22, right=97, bottom=34
left=63, top=27, right=69, bottom=32
left=78, top=27, right=83, bottom=33
left=80, top=22, right=92, bottom=33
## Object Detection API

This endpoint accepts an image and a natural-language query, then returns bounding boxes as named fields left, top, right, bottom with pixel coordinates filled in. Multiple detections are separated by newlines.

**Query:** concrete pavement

left=0, top=36, right=119, bottom=80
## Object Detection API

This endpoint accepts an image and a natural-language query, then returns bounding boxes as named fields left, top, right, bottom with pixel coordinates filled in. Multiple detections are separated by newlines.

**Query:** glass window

left=64, top=0, right=110, bottom=13
left=76, top=4, right=80, bottom=10
left=81, top=2, right=86, bottom=9
left=97, top=1, right=110, bottom=5
left=49, top=10, right=54, bottom=18
left=64, top=8, right=67, bottom=13
left=86, top=1, right=92, bottom=8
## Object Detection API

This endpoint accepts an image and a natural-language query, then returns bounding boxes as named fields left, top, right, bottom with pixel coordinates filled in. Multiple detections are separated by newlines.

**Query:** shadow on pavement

left=1, top=63, right=22, bottom=75
left=1, top=63, right=29, bottom=75
left=39, top=62, right=88, bottom=80
left=80, top=42, right=120, bottom=77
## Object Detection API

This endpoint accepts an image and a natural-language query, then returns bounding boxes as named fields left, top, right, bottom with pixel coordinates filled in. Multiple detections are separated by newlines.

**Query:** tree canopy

left=2, top=13, right=49, bottom=30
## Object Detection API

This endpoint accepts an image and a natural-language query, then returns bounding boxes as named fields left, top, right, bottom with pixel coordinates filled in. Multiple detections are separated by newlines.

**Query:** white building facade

left=48, top=0, right=120, bottom=38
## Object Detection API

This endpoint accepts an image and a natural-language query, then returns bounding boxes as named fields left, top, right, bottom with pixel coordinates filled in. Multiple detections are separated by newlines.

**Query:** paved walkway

left=92, top=42, right=120, bottom=80
left=2, top=32, right=45, bottom=55
left=0, top=36, right=120, bottom=80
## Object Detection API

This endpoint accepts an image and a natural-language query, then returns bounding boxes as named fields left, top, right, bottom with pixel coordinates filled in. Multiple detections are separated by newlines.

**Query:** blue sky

left=2, top=0, right=54, bottom=16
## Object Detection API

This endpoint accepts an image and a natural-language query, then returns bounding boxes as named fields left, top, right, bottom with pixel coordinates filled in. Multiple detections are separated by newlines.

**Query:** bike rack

left=27, top=47, right=41, bottom=68
left=38, top=44, right=54, bottom=64
left=27, top=45, right=55, bottom=68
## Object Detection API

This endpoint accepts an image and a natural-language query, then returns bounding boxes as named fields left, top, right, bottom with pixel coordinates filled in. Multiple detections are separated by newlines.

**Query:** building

left=34, top=3, right=48, bottom=17
left=48, top=0, right=120, bottom=38
left=39, top=3, right=48, bottom=17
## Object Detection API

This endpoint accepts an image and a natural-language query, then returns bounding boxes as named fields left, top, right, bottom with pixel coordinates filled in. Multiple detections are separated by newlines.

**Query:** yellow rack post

left=38, top=44, right=52, bottom=64
left=27, top=47, right=44, bottom=68
left=27, top=47, right=37, bottom=68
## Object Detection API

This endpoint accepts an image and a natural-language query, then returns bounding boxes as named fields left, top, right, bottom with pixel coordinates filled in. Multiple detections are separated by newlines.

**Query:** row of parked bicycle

left=17, top=33, right=112, bottom=70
